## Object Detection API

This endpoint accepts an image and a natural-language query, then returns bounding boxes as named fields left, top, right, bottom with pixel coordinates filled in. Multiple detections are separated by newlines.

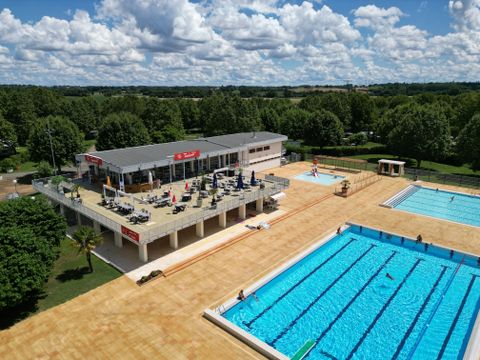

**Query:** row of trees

left=0, top=87, right=480, bottom=171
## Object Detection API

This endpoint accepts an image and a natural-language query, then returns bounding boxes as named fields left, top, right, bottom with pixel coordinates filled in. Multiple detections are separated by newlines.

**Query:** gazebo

left=377, top=159, right=405, bottom=177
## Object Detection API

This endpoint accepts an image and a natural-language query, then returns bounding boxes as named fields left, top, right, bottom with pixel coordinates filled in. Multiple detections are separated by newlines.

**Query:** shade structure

left=236, top=172, right=244, bottom=190
left=212, top=172, right=218, bottom=189
left=250, top=170, right=256, bottom=186
left=106, top=176, right=111, bottom=187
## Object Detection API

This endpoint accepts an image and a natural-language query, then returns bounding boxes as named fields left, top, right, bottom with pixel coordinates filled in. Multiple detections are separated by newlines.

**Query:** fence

left=335, top=175, right=382, bottom=197
left=404, top=168, right=480, bottom=189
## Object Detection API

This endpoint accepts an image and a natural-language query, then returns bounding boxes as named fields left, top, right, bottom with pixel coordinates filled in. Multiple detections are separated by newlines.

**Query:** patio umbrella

left=212, top=172, right=218, bottom=189
left=148, top=171, right=153, bottom=190
left=106, top=175, right=111, bottom=188
left=172, top=194, right=176, bottom=204
left=185, top=181, right=189, bottom=190
left=236, top=172, right=244, bottom=190
left=250, top=170, right=256, bottom=186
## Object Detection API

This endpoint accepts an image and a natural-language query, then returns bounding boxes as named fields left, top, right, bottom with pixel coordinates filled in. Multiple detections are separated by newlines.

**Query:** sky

left=0, top=0, right=479, bottom=86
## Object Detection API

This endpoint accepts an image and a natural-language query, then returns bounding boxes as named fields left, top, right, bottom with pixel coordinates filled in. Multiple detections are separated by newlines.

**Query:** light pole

left=45, top=119, right=57, bottom=175
left=13, top=179, right=18, bottom=194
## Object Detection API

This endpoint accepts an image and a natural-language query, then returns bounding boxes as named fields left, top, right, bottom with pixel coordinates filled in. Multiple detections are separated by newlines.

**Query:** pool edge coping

left=380, top=183, right=480, bottom=229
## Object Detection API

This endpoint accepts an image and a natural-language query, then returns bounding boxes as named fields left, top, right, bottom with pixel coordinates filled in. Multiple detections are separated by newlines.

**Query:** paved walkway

left=1, top=163, right=479, bottom=359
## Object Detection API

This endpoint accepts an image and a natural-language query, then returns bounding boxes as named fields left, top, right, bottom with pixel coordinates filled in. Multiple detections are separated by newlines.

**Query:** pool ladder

left=215, top=304, right=226, bottom=314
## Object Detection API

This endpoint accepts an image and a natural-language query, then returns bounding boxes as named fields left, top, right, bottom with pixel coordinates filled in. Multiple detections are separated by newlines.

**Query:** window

left=249, top=148, right=256, bottom=153
left=264, top=146, right=270, bottom=151
left=256, top=147, right=263, bottom=152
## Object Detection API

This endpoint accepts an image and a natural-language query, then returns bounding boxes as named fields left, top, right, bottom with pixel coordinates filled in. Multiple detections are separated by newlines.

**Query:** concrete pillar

left=139, top=244, right=148, bottom=263
left=190, top=160, right=195, bottom=172
left=239, top=203, right=247, bottom=220
left=256, top=198, right=264, bottom=212
left=59, top=203, right=65, bottom=216
left=169, top=231, right=178, bottom=250
left=76, top=212, right=82, bottom=226
left=219, top=211, right=227, bottom=228
left=93, top=220, right=101, bottom=234
left=196, top=220, right=204, bottom=238
left=114, top=232, right=123, bottom=248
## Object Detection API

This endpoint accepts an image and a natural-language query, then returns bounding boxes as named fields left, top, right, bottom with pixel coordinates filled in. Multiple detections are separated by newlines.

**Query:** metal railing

left=404, top=168, right=480, bottom=189
left=32, top=178, right=122, bottom=234
left=335, top=175, right=382, bottom=197
left=33, top=175, right=290, bottom=245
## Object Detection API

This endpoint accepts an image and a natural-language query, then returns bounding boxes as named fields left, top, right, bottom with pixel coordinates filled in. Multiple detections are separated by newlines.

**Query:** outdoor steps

left=382, top=184, right=420, bottom=208
left=161, top=193, right=334, bottom=277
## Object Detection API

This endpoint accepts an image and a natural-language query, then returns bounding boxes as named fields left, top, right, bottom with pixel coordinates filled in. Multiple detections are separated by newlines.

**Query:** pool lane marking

left=459, top=283, right=480, bottom=357
left=436, top=274, right=480, bottom=360
left=391, top=265, right=450, bottom=359
left=269, top=243, right=377, bottom=346
left=319, top=350, right=338, bottom=360
left=306, top=250, right=398, bottom=356
left=405, top=256, right=465, bottom=359
left=244, top=238, right=357, bottom=328
left=345, top=258, right=423, bottom=360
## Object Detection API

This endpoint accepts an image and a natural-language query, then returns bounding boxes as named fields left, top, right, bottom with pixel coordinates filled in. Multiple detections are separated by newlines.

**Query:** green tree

left=279, top=108, right=310, bottom=140
left=3, top=90, right=37, bottom=145
left=386, top=103, right=450, bottom=167
left=260, top=108, right=281, bottom=132
left=349, top=92, right=374, bottom=132
left=96, top=112, right=150, bottom=151
left=142, top=99, right=185, bottom=140
left=320, top=93, right=351, bottom=128
left=101, top=95, right=145, bottom=117
left=178, top=99, right=200, bottom=130
left=0, top=113, right=17, bottom=148
left=71, top=226, right=103, bottom=272
left=457, top=114, right=480, bottom=170
left=303, top=110, right=344, bottom=147
left=451, top=92, right=480, bottom=136
left=28, top=116, right=84, bottom=173
left=63, top=97, right=100, bottom=133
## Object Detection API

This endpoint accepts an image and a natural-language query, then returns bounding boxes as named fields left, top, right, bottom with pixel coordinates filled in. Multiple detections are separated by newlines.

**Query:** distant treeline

left=1, top=82, right=479, bottom=98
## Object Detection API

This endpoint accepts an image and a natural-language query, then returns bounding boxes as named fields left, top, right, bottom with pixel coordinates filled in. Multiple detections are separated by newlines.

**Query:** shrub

left=150, top=270, right=161, bottom=277
left=35, top=161, right=53, bottom=178
left=0, top=158, right=15, bottom=172
left=346, top=132, right=368, bottom=146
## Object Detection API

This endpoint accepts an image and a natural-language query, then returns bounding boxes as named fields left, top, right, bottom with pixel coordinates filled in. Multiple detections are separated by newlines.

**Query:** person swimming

left=337, top=227, right=342, bottom=235
left=252, top=292, right=259, bottom=302
left=450, top=196, right=455, bottom=202
left=386, top=273, right=395, bottom=280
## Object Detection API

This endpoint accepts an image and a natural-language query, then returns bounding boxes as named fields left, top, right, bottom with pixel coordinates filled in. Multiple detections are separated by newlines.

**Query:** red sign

left=121, top=226, right=140, bottom=242
left=85, top=154, right=103, bottom=166
left=174, top=150, right=200, bottom=161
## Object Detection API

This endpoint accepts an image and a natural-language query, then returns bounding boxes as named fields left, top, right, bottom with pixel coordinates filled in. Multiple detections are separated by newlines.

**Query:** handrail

left=406, top=256, right=465, bottom=359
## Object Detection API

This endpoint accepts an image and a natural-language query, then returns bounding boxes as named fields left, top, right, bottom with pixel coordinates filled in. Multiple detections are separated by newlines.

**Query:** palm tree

left=72, top=226, right=103, bottom=272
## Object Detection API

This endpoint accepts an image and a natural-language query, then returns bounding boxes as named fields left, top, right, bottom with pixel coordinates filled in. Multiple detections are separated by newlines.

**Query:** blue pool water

left=223, top=225, right=480, bottom=359
left=294, top=171, right=345, bottom=185
left=394, top=187, right=480, bottom=227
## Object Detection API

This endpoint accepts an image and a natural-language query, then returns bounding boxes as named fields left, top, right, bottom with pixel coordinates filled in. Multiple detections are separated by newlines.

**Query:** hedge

left=285, top=144, right=390, bottom=158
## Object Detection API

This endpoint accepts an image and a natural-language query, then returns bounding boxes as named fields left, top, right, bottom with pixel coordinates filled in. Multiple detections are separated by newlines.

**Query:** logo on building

left=121, top=225, right=140, bottom=242
left=84, top=154, right=103, bottom=166
left=174, top=150, right=200, bottom=161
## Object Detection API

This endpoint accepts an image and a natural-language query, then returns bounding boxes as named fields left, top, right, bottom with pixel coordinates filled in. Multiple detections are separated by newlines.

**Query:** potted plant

left=341, top=179, right=351, bottom=196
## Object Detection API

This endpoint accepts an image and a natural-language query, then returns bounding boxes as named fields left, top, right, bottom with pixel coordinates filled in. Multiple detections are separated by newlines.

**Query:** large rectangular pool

left=389, top=186, right=480, bottom=227
left=216, top=225, right=480, bottom=359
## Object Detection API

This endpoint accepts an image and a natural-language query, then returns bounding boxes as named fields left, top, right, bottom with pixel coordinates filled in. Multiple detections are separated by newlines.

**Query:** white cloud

left=0, top=1, right=479, bottom=85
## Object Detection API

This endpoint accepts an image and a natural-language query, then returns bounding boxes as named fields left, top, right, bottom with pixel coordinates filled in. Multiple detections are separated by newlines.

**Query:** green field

left=1, top=237, right=121, bottom=329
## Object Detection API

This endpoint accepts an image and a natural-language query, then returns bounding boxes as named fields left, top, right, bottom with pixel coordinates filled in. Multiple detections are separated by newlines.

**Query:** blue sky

left=0, top=0, right=479, bottom=85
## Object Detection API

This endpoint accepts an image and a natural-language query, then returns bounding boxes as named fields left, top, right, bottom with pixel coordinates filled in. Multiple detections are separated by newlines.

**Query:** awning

left=270, top=192, right=286, bottom=202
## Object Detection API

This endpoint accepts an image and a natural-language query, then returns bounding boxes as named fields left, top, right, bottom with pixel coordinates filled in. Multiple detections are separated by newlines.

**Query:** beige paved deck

left=1, top=162, right=479, bottom=359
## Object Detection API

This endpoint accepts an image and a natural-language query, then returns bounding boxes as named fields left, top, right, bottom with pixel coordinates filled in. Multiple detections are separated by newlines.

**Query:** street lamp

left=13, top=179, right=18, bottom=194
left=45, top=119, right=57, bottom=175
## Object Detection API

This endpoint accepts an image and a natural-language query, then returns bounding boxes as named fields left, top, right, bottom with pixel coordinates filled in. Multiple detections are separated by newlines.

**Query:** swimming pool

left=385, top=185, right=480, bottom=227
left=209, top=225, right=480, bottom=360
left=294, top=171, right=345, bottom=186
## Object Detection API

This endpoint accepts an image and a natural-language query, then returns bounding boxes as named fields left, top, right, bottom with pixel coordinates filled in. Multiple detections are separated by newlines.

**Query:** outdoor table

left=154, top=197, right=171, bottom=208
left=181, top=193, right=192, bottom=202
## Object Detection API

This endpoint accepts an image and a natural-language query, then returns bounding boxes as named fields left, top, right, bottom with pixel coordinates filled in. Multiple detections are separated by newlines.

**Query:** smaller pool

left=294, top=171, right=345, bottom=185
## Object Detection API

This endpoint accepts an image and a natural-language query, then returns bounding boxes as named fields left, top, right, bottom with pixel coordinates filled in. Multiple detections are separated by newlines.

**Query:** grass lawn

left=0, top=237, right=121, bottom=329
left=349, top=153, right=479, bottom=176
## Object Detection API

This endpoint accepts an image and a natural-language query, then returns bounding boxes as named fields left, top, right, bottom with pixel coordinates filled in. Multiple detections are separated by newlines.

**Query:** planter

left=341, top=187, right=349, bottom=196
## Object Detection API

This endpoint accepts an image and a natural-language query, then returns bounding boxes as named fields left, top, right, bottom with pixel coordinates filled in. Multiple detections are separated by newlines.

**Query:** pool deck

left=1, top=162, right=479, bottom=359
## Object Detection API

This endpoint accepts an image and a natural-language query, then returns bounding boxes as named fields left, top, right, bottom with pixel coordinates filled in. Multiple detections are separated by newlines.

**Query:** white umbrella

left=148, top=171, right=153, bottom=185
